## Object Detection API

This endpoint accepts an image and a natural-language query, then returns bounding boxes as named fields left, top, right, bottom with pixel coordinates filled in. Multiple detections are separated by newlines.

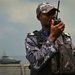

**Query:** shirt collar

left=40, top=29, right=50, bottom=36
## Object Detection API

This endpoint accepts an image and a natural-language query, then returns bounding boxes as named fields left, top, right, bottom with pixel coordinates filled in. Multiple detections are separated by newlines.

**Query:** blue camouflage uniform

left=25, top=29, right=72, bottom=75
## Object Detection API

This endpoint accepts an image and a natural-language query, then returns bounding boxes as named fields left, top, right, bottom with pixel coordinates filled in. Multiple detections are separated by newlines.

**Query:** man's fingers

left=51, top=19, right=54, bottom=26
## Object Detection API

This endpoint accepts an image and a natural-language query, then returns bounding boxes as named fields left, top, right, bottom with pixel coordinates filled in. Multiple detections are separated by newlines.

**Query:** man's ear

left=37, top=14, right=40, bottom=21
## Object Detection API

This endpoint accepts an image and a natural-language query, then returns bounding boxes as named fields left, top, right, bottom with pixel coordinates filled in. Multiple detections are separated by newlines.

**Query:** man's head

left=36, top=2, right=59, bottom=30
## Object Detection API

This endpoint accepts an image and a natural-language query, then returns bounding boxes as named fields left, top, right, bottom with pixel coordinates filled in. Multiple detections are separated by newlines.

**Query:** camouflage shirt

left=25, top=29, right=72, bottom=71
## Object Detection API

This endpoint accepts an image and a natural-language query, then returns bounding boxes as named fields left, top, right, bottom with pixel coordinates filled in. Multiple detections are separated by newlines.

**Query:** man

left=25, top=2, right=75, bottom=75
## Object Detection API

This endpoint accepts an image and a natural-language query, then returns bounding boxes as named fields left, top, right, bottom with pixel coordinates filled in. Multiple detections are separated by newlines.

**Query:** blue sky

left=0, top=0, right=75, bottom=56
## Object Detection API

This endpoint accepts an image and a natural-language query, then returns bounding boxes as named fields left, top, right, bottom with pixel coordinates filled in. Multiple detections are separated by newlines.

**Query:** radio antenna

left=56, top=0, right=60, bottom=19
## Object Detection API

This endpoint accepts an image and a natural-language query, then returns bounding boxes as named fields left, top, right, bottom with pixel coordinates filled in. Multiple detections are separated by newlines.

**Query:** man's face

left=38, top=9, right=56, bottom=28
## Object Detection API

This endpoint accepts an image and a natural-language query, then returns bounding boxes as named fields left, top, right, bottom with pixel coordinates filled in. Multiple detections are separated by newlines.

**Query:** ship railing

left=0, top=64, right=30, bottom=75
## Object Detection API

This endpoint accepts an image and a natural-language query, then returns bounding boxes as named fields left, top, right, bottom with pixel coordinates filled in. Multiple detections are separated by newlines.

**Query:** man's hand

left=49, top=19, right=65, bottom=43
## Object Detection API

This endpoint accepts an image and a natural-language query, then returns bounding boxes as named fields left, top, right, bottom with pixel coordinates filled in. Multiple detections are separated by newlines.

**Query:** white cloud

left=0, top=0, right=38, bottom=25
left=0, top=0, right=19, bottom=4
left=0, top=26, right=19, bottom=39
left=5, top=1, right=38, bottom=24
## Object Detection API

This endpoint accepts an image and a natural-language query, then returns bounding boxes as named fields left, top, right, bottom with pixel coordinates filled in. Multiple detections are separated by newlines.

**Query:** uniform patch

left=29, top=32, right=34, bottom=36
left=64, top=33, right=70, bottom=37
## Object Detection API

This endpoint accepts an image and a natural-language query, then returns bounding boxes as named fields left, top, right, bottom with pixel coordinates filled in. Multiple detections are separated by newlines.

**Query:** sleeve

left=25, top=34, right=57, bottom=71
